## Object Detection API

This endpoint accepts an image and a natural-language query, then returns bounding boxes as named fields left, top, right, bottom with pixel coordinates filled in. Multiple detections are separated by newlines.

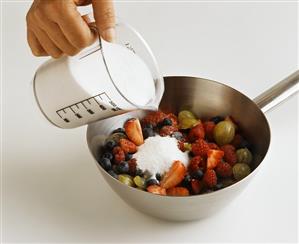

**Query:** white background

left=2, top=1, right=298, bottom=243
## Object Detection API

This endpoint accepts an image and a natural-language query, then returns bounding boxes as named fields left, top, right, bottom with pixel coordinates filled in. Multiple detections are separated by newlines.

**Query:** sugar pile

left=133, top=136, right=189, bottom=176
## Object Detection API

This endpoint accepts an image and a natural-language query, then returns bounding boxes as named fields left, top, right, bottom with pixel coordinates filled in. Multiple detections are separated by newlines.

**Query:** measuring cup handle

left=253, top=70, right=299, bottom=113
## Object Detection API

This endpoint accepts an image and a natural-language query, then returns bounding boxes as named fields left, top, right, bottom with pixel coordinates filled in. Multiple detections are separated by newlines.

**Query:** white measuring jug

left=33, top=20, right=164, bottom=129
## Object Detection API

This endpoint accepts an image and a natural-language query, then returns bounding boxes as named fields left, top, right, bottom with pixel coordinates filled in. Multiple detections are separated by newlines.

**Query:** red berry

left=216, top=162, right=232, bottom=178
left=220, top=144, right=237, bottom=166
left=191, top=139, right=210, bottom=157
left=208, top=142, right=219, bottom=150
left=231, top=134, right=243, bottom=148
left=188, top=156, right=205, bottom=173
left=203, top=121, right=215, bottom=141
left=119, top=138, right=137, bottom=154
left=188, top=122, right=205, bottom=142
left=113, top=146, right=125, bottom=164
left=203, top=169, right=217, bottom=188
left=128, top=158, right=137, bottom=176
left=141, top=111, right=168, bottom=127
left=207, top=149, right=224, bottom=169
left=159, top=125, right=178, bottom=137
left=191, top=179, right=203, bottom=194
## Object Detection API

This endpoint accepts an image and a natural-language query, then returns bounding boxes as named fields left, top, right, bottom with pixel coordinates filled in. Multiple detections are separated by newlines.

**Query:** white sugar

left=133, top=136, right=189, bottom=176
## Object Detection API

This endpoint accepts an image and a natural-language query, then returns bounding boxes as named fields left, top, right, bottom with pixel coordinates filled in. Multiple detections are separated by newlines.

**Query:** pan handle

left=253, top=70, right=299, bottom=113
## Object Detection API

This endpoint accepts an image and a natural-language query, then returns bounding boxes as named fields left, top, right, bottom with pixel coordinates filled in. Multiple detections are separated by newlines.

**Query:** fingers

left=27, top=29, right=47, bottom=56
left=92, top=0, right=116, bottom=42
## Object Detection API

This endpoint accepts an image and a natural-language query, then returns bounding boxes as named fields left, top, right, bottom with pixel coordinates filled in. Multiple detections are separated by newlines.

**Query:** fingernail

left=102, top=28, right=116, bottom=42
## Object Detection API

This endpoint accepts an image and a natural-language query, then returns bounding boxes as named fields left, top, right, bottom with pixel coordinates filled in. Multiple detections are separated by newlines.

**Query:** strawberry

left=188, top=156, right=205, bottom=173
left=207, top=149, right=224, bottom=169
left=112, top=146, right=125, bottom=164
left=208, top=143, right=219, bottom=150
left=191, top=139, right=210, bottom=157
left=231, top=134, right=243, bottom=148
left=203, top=169, right=217, bottom=188
left=119, top=138, right=137, bottom=154
left=191, top=179, right=203, bottom=194
left=220, top=144, right=237, bottom=166
left=147, top=185, right=166, bottom=195
left=166, top=187, right=190, bottom=196
left=128, top=158, right=137, bottom=176
left=141, top=111, right=168, bottom=127
left=216, top=161, right=232, bottom=178
left=159, top=125, right=178, bottom=137
left=188, top=122, right=205, bottom=142
left=203, top=121, right=215, bottom=141
left=124, top=118, right=144, bottom=146
left=160, top=161, right=186, bottom=189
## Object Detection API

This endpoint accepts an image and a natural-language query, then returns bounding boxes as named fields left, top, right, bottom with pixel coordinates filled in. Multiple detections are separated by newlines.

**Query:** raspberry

left=159, top=125, right=178, bottom=137
left=208, top=143, right=219, bottom=150
left=203, top=169, right=217, bottom=188
left=221, top=144, right=237, bottom=166
left=231, top=134, right=243, bottom=148
left=141, top=111, right=168, bottom=127
left=112, top=146, right=125, bottom=164
left=216, top=162, right=232, bottom=178
left=188, top=122, right=205, bottom=142
left=191, top=139, right=210, bottom=157
left=128, top=158, right=137, bottom=176
left=188, top=156, right=205, bottom=173
left=203, top=121, right=215, bottom=141
left=191, top=179, right=203, bottom=194
left=119, top=138, right=137, bottom=154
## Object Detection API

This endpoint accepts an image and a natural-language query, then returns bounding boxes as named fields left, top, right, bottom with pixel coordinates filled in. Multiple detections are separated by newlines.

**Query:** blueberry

left=136, top=168, right=144, bottom=176
left=146, top=178, right=159, bottom=187
left=191, top=169, right=204, bottom=180
left=171, top=131, right=184, bottom=140
left=214, top=183, right=223, bottom=190
left=105, top=140, right=117, bottom=150
left=102, top=152, right=113, bottom=160
left=239, top=140, right=251, bottom=150
left=182, top=174, right=192, bottom=187
left=115, top=162, right=129, bottom=174
left=162, top=118, right=172, bottom=126
left=112, top=128, right=126, bottom=134
left=155, top=173, right=162, bottom=181
left=210, top=116, right=224, bottom=124
left=142, top=127, right=155, bottom=139
left=125, top=153, right=133, bottom=161
left=108, top=170, right=118, bottom=179
left=100, top=158, right=112, bottom=171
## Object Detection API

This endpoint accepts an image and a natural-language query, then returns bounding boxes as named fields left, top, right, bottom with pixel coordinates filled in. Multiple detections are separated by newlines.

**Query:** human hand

left=26, top=0, right=115, bottom=58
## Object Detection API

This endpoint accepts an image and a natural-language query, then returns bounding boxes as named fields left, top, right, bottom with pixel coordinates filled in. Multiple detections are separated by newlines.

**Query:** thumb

left=92, top=0, right=116, bottom=42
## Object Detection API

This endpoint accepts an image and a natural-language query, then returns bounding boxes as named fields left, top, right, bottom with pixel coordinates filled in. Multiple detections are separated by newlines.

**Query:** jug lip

left=99, top=20, right=164, bottom=109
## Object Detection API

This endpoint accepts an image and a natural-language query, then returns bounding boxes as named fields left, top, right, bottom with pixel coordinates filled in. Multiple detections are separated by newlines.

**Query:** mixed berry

left=97, top=110, right=253, bottom=196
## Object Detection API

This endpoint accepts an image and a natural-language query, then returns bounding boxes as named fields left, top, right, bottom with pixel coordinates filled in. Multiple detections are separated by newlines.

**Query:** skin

left=26, top=0, right=115, bottom=58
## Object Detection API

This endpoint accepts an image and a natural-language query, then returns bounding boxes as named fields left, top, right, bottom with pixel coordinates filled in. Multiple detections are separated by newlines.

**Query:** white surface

left=134, top=136, right=189, bottom=176
left=2, top=1, right=298, bottom=243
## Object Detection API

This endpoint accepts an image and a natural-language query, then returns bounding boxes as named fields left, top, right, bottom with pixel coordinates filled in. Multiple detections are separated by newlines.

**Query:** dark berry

left=115, top=161, right=129, bottom=174
left=239, top=140, right=251, bottom=150
left=125, top=153, right=133, bottom=161
left=155, top=173, right=162, bottom=181
left=108, top=170, right=118, bottom=179
left=100, top=158, right=112, bottom=171
left=112, top=127, right=126, bottom=134
left=214, top=183, right=224, bottom=190
left=210, top=116, right=224, bottom=124
left=162, top=118, right=172, bottom=126
left=142, top=127, right=155, bottom=139
left=144, top=123, right=154, bottom=129
left=102, top=152, right=113, bottom=160
left=182, top=174, right=192, bottom=187
left=136, top=168, right=144, bottom=176
left=145, top=178, right=159, bottom=187
left=171, top=131, right=184, bottom=140
left=105, top=140, right=117, bottom=150
left=191, top=169, right=204, bottom=180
